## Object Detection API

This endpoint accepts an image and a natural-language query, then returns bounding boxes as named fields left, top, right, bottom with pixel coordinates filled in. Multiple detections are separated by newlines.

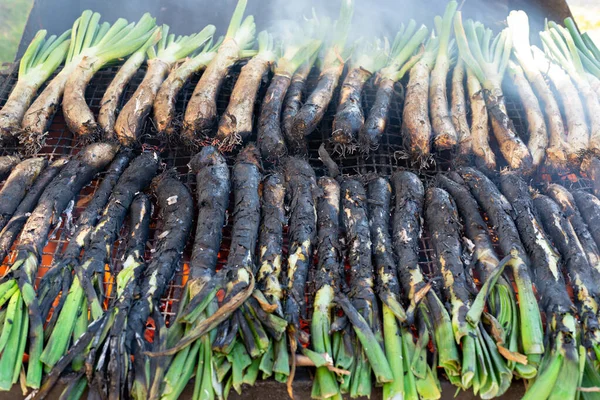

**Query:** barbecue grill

left=0, top=0, right=591, bottom=398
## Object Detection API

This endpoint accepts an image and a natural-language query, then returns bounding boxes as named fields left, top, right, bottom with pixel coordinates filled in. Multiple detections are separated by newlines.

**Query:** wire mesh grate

left=0, top=58, right=595, bottom=336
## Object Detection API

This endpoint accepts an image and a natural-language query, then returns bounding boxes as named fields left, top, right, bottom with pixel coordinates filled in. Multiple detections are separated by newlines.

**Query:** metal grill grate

left=0, top=59, right=594, bottom=334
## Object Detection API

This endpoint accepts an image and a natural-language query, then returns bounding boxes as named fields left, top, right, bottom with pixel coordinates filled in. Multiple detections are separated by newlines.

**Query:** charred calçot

left=37, top=149, right=133, bottom=320
left=0, top=159, right=67, bottom=264
left=39, top=152, right=160, bottom=372
left=499, top=172, right=579, bottom=399
left=0, top=158, right=47, bottom=232
left=1, top=142, right=118, bottom=390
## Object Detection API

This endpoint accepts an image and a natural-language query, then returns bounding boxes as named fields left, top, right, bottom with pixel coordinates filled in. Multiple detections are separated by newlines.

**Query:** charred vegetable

left=430, top=1, right=459, bottom=151
left=547, top=183, right=600, bottom=274
left=426, top=187, right=511, bottom=396
left=36, top=194, right=152, bottom=399
left=0, top=159, right=67, bottom=264
left=0, top=29, right=70, bottom=143
left=0, top=158, right=46, bottom=232
left=499, top=172, right=580, bottom=400
left=216, top=31, right=276, bottom=149
left=360, top=22, right=428, bottom=152
left=339, top=179, right=393, bottom=396
left=466, top=67, right=495, bottom=170
left=40, top=152, right=159, bottom=371
left=283, top=157, right=317, bottom=337
left=310, top=176, right=342, bottom=399
left=0, top=142, right=118, bottom=390
left=459, top=167, right=544, bottom=365
left=282, top=59, right=316, bottom=153
left=62, top=13, right=157, bottom=140
left=331, top=38, right=389, bottom=147
left=183, top=0, right=256, bottom=144
left=157, top=146, right=230, bottom=400
left=153, top=39, right=221, bottom=138
left=451, top=60, right=471, bottom=158
left=454, top=17, right=533, bottom=172
left=258, top=32, right=322, bottom=160
left=368, top=177, right=414, bottom=400
left=0, top=156, right=20, bottom=181
left=97, top=31, right=162, bottom=136
left=290, top=0, right=354, bottom=154
left=437, top=173, right=518, bottom=385
left=391, top=171, right=457, bottom=394
left=534, top=194, right=600, bottom=364
left=573, top=190, right=600, bottom=250
left=151, top=145, right=263, bottom=399
left=115, top=25, right=215, bottom=146
left=401, top=36, right=439, bottom=160
left=126, top=172, right=194, bottom=397
left=37, top=149, right=132, bottom=320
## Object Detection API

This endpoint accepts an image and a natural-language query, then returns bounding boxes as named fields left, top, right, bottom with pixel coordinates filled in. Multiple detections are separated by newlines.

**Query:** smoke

left=18, top=0, right=564, bottom=58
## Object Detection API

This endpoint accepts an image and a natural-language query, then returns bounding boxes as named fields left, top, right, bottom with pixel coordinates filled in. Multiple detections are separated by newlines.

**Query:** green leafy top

left=19, top=29, right=71, bottom=79
left=146, top=24, right=215, bottom=63
left=453, top=12, right=512, bottom=89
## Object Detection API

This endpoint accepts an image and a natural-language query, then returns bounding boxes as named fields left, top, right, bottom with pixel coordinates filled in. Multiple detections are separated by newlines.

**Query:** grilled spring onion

left=531, top=46, right=588, bottom=163
left=21, top=11, right=130, bottom=150
left=425, top=187, right=511, bottom=396
left=0, top=156, right=20, bottom=181
left=507, top=11, right=568, bottom=171
left=35, top=194, right=152, bottom=400
left=62, top=13, right=157, bottom=140
left=573, top=190, right=600, bottom=250
left=367, top=177, right=414, bottom=400
left=37, top=149, right=132, bottom=323
left=183, top=0, right=256, bottom=144
left=255, top=173, right=289, bottom=383
left=158, top=147, right=230, bottom=400
left=98, top=31, right=162, bottom=136
left=0, top=29, right=70, bottom=143
left=40, top=152, right=159, bottom=371
left=257, top=28, right=322, bottom=160
left=542, top=21, right=600, bottom=153
left=391, top=171, right=455, bottom=396
left=437, top=173, right=517, bottom=386
left=499, top=172, right=580, bottom=400
left=454, top=16, right=533, bottom=172
left=430, top=1, right=459, bottom=151
left=215, top=31, right=276, bottom=150
left=533, top=194, right=600, bottom=367
left=0, top=142, right=118, bottom=390
left=0, top=159, right=67, bottom=265
left=149, top=146, right=264, bottom=399
left=127, top=173, right=194, bottom=398
left=153, top=39, right=222, bottom=139
left=506, top=60, right=548, bottom=170
left=282, top=56, right=318, bottom=153
left=339, top=179, right=393, bottom=397
left=311, top=176, right=342, bottom=400
left=451, top=59, right=471, bottom=159
left=401, top=35, right=439, bottom=160
left=459, top=167, right=544, bottom=367
left=466, top=67, right=496, bottom=171
left=359, top=22, right=428, bottom=152
left=331, top=37, right=389, bottom=148
left=547, top=184, right=600, bottom=274
left=0, top=158, right=47, bottom=232
left=115, top=24, right=215, bottom=146
left=290, top=0, right=354, bottom=154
